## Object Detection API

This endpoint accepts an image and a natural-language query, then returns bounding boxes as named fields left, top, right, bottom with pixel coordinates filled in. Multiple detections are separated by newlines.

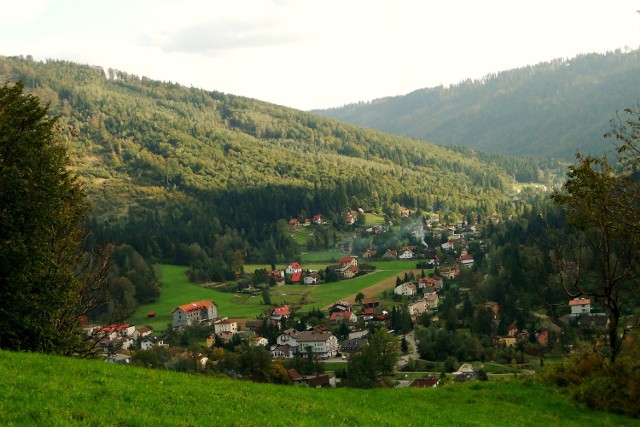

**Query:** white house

left=569, top=298, right=591, bottom=316
left=394, top=282, right=417, bottom=297
left=172, top=300, right=218, bottom=328
left=398, top=249, right=414, bottom=260
left=295, top=331, right=339, bottom=359
left=140, top=337, right=166, bottom=351
left=213, top=318, right=238, bottom=334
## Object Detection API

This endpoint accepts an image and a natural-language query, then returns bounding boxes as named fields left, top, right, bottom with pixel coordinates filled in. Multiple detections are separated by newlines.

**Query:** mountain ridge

left=312, top=49, right=640, bottom=159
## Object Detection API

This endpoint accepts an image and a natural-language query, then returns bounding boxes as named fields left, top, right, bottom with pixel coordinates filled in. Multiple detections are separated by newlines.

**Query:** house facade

left=213, top=318, right=238, bottom=334
left=569, top=298, right=591, bottom=316
left=394, top=282, right=417, bottom=297
left=295, top=331, right=339, bottom=359
left=172, top=300, right=218, bottom=328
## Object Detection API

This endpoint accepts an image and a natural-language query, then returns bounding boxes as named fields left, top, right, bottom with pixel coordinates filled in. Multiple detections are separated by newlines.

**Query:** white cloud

left=0, top=0, right=52, bottom=24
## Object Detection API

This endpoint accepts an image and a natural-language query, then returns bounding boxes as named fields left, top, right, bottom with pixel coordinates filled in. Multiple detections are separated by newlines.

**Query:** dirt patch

left=321, top=269, right=422, bottom=310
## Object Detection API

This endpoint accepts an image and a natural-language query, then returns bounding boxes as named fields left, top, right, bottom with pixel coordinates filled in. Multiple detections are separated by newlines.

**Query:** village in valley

left=88, top=208, right=609, bottom=388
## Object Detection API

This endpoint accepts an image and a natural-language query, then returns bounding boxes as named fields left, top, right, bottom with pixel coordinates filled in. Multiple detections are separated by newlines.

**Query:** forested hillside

left=0, top=55, right=557, bottom=281
left=313, top=49, right=640, bottom=159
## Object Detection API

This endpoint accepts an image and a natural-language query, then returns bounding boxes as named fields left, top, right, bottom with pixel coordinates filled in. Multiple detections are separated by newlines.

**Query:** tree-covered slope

left=313, top=49, right=640, bottom=159
left=0, top=56, right=555, bottom=274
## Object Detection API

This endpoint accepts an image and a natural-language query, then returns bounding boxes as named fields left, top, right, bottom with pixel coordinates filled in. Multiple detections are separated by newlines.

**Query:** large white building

left=276, top=329, right=339, bottom=359
left=172, top=300, right=218, bottom=328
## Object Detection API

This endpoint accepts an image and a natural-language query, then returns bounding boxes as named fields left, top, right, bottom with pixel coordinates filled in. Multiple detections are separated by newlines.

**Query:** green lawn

left=129, top=262, right=430, bottom=332
left=127, top=265, right=268, bottom=331
left=1, top=350, right=635, bottom=427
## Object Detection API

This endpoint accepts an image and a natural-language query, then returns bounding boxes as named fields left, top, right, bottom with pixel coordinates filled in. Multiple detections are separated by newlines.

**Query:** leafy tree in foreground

left=0, top=82, right=108, bottom=355
left=551, top=106, right=640, bottom=362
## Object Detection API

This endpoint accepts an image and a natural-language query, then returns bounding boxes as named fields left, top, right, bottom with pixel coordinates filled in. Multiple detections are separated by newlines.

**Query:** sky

left=1, top=0, right=639, bottom=111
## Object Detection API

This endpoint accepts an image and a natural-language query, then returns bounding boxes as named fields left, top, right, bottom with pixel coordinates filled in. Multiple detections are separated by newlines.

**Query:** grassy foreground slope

left=0, top=351, right=634, bottom=427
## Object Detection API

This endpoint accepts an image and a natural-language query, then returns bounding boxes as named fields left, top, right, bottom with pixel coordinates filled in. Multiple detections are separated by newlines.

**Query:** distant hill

left=0, top=350, right=635, bottom=426
left=313, top=49, right=640, bottom=159
left=0, top=55, right=558, bottom=273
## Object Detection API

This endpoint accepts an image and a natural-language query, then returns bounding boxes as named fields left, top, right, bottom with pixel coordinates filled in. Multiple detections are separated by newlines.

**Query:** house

left=132, top=326, right=153, bottom=340
left=329, top=300, right=352, bottom=314
left=339, top=256, right=358, bottom=268
left=336, top=265, right=359, bottom=279
left=340, top=338, right=367, bottom=355
left=439, top=267, right=459, bottom=279
left=287, top=368, right=306, bottom=386
left=408, top=299, right=428, bottom=317
left=250, top=336, right=269, bottom=347
left=494, top=336, right=517, bottom=347
left=215, top=331, right=235, bottom=344
left=312, top=214, right=324, bottom=225
left=288, top=218, right=301, bottom=227
left=455, top=253, right=474, bottom=269
left=361, top=297, right=381, bottom=309
left=271, top=305, right=291, bottom=321
left=303, top=272, right=320, bottom=285
left=569, top=298, right=591, bottom=316
left=348, top=330, right=368, bottom=340
left=398, top=248, right=414, bottom=260
left=141, top=336, right=166, bottom=351
left=425, top=293, right=439, bottom=309
left=276, top=328, right=300, bottom=347
left=382, top=249, right=397, bottom=260
left=329, top=311, right=357, bottom=325
left=362, top=248, right=378, bottom=258
left=269, top=269, right=285, bottom=283
left=95, top=324, right=136, bottom=340
left=294, top=331, right=339, bottom=359
left=213, top=318, right=238, bottom=334
left=106, top=353, right=131, bottom=364
left=271, top=344, right=295, bottom=359
left=285, top=262, right=303, bottom=283
left=394, top=282, right=417, bottom=297
left=172, top=300, right=218, bottom=328
left=410, top=378, right=440, bottom=388
left=307, top=374, right=334, bottom=388
left=440, top=242, right=453, bottom=251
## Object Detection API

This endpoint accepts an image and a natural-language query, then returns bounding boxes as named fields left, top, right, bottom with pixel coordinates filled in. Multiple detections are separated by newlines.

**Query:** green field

left=127, top=265, right=268, bottom=330
left=128, top=261, right=426, bottom=332
left=1, top=350, right=634, bottom=426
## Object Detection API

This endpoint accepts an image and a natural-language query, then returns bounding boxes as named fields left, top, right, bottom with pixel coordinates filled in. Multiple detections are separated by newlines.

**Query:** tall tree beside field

left=0, top=82, right=107, bottom=355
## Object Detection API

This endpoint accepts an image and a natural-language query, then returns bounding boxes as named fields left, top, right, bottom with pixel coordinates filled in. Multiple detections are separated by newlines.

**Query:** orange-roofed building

left=569, top=298, right=591, bottom=317
left=172, top=300, right=218, bottom=328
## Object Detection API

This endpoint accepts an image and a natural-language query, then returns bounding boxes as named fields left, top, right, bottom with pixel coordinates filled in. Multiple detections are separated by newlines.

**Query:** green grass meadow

left=1, top=350, right=635, bottom=427
left=128, top=260, right=427, bottom=332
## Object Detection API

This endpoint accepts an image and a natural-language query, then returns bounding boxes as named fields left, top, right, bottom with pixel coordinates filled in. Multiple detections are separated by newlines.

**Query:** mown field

left=1, top=350, right=634, bottom=427
left=128, top=261, right=423, bottom=332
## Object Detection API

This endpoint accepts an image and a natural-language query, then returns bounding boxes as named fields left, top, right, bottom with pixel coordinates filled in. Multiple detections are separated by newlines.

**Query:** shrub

left=539, top=341, right=640, bottom=418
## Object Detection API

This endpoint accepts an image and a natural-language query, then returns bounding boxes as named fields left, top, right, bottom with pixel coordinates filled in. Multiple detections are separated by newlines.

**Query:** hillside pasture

left=0, top=350, right=634, bottom=427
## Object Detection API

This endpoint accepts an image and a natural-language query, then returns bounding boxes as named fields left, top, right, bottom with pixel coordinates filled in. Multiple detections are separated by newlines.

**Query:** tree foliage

left=551, top=106, right=640, bottom=362
left=0, top=82, right=107, bottom=354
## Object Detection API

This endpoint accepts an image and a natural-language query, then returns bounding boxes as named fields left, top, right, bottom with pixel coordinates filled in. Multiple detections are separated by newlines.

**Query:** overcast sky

left=1, top=0, right=639, bottom=110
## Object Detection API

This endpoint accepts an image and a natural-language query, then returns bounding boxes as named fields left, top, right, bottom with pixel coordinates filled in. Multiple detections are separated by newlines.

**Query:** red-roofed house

left=172, top=300, right=218, bottom=328
left=329, top=311, right=357, bottom=325
left=336, top=265, right=359, bottom=279
left=410, top=378, right=440, bottom=388
left=455, top=253, right=475, bottom=269
left=285, top=262, right=303, bottom=283
left=569, top=298, right=591, bottom=316
left=271, top=305, right=291, bottom=321
left=339, top=256, right=358, bottom=268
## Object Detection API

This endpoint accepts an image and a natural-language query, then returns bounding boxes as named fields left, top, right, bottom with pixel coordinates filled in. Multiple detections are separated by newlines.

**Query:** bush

left=539, top=342, right=640, bottom=418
